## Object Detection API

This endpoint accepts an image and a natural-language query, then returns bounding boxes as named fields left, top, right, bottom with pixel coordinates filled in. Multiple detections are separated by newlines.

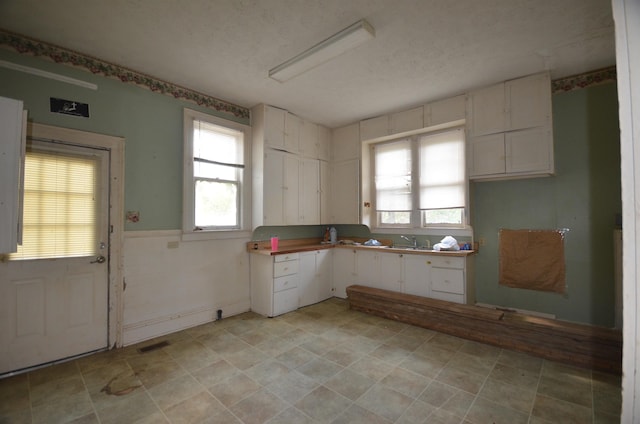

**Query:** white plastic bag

left=433, top=236, right=460, bottom=251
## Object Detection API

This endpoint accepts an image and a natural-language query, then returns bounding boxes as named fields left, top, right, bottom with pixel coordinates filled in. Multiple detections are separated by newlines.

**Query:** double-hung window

left=372, top=127, right=467, bottom=228
left=183, top=109, right=249, bottom=233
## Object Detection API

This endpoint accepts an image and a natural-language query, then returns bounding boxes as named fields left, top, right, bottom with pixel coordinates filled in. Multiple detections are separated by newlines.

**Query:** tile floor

left=0, top=298, right=622, bottom=424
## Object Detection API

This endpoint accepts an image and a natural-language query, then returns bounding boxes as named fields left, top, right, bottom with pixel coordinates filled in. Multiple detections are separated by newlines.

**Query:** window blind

left=418, top=129, right=465, bottom=210
left=374, top=139, right=412, bottom=211
left=10, top=150, right=98, bottom=260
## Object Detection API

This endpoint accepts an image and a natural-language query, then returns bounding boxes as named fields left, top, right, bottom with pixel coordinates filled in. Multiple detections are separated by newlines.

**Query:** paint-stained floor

left=0, top=298, right=622, bottom=423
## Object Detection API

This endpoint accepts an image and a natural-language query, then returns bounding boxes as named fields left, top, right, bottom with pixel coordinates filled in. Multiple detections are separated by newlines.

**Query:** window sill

left=181, top=229, right=252, bottom=242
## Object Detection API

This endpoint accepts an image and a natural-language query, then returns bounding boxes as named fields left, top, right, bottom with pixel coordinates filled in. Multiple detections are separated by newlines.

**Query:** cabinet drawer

left=428, top=256, right=464, bottom=269
left=273, top=287, right=298, bottom=316
left=431, top=267, right=464, bottom=294
left=274, top=260, right=299, bottom=277
left=274, top=274, right=299, bottom=293
left=274, top=253, right=299, bottom=262
left=430, top=291, right=465, bottom=304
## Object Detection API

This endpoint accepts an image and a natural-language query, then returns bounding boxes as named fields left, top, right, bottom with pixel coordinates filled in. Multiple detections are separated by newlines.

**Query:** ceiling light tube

left=269, top=19, right=375, bottom=82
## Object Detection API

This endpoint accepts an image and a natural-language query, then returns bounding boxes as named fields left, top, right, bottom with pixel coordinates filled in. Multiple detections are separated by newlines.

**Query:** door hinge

left=110, top=225, right=114, bottom=233
left=123, top=278, right=126, bottom=292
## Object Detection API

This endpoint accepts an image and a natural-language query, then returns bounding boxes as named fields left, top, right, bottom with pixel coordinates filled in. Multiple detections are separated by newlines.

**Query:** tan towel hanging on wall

left=499, top=229, right=566, bottom=293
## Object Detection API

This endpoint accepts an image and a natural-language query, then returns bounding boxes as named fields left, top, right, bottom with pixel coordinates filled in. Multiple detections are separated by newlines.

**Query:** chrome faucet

left=400, top=235, right=417, bottom=248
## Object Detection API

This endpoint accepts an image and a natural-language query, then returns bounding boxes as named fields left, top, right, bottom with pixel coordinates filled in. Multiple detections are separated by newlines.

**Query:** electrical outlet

left=479, top=238, right=486, bottom=246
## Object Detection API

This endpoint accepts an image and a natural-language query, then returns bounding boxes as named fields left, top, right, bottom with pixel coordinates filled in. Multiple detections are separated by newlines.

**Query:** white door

left=0, top=139, right=110, bottom=374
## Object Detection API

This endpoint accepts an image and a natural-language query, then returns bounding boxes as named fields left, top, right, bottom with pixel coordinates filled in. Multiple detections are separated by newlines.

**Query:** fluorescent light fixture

left=269, top=19, right=375, bottom=82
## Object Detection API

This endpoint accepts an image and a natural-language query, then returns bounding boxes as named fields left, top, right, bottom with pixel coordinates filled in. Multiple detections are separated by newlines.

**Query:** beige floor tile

left=332, top=404, right=393, bottom=424
left=230, top=388, right=290, bottom=424
left=324, top=368, right=376, bottom=401
left=537, top=372, right=593, bottom=407
left=369, top=343, right=412, bottom=365
left=458, top=340, right=502, bottom=360
left=208, top=372, right=262, bottom=407
left=245, top=358, right=292, bottom=386
left=440, top=390, right=475, bottom=418
left=399, top=352, right=448, bottom=379
left=0, top=373, right=30, bottom=416
left=436, top=366, right=486, bottom=394
left=94, top=391, right=161, bottom=424
left=223, top=345, right=269, bottom=370
left=29, top=361, right=80, bottom=387
left=426, top=333, right=466, bottom=352
left=255, top=336, right=297, bottom=357
left=478, top=377, right=536, bottom=413
left=323, top=344, right=364, bottom=367
left=297, top=357, right=344, bottom=383
left=163, top=390, right=227, bottom=424
left=348, top=355, right=395, bottom=381
left=356, top=383, right=414, bottom=422
left=147, top=374, right=206, bottom=410
left=465, top=396, right=529, bottom=424
left=266, top=406, right=315, bottom=424
left=265, top=369, right=318, bottom=403
left=31, top=391, right=94, bottom=424
left=276, top=346, right=319, bottom=368
left=191, top=358, right=240, bottom=388
left=380, top=366, right=432, bottom=399
left=132, top=358, right=187, bottom=389
left=396, top=399, right=437, bottom=424
left=419, top=381, right=459, bottom=408
left=531, top=394, right=594, bottom=424
left=489, top=362, right=541, bottom=388
left=446, top=350, right=497, bottom=377
left=295, top=385, right=352, bottom=422
left=497, top=349, right=544, bottom=374
left=30, top=374, right=87, bottom=407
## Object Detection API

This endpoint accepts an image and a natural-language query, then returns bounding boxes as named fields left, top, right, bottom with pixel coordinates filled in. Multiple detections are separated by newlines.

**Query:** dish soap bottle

left=323, top=227, right=330, bottom=243
left=329, top=227, right=337, bottom=244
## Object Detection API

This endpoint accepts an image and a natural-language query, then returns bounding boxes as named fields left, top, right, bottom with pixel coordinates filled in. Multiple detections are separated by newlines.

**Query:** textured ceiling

left=0, top=0, right=615, bottom=128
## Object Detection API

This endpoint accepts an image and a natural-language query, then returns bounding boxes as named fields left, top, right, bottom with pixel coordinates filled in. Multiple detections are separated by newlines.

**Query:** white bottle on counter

left=329, top=227, right=337, bottom=244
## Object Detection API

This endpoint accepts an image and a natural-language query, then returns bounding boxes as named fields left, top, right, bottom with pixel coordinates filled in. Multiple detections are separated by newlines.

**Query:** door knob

left=90, top=255, right=106, bottom=264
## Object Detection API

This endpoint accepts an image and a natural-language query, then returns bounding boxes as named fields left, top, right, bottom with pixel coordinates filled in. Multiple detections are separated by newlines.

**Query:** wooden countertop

left=246, top=237, right=475, bottom=257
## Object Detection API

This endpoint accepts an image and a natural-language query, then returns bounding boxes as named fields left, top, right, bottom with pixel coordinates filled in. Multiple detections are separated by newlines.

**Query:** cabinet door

left=0, top=97, right=25, bottom=253
left=505, top=127, right=553, bottom=174
left=265, top=106, right=286, bottom=149
left=319, top=160, right=330, bottom=224
left=333, top=249, right=356, bottom=298
left=331, top=123, right=360, bottom=161
left=300, top=119, right=318, bottom=158
left=283, top=153, right=300, bottom=224
left=299, top=159, right=320, bottom=224
left=331, top=159, right=360, bottom=224
left=284, top=112, right=302, bottom=153
left=355, top=250, right=379, bottom=288
left=360, top=115, right=388, bottom=141
left=426, top=95, right=466, bottom=126
left=469, top=83, right=505, bottom=136
left=431, top=267, right=465, bottom=303
left=469, top=133, right=506, bottom=177
left=403, top=255, right=431, bottom=297
left=506, top=73, right=551, bottom=131
left=317, top=125, right=331, bottom=161
left=298, top=252, right=316, bottom=307
left=273, top=288, right=298, bottom=316
left=316, top=250, right=332, bottom=301
left=378, top=253, right=403, bottom=293
left=389, top=107, right=423, bottom=135
left=263, top=149, right=285, bottom=225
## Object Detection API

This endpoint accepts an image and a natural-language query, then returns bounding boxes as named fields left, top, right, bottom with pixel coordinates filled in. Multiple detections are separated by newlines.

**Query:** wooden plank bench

left=346, top=285, right=622, bottom=374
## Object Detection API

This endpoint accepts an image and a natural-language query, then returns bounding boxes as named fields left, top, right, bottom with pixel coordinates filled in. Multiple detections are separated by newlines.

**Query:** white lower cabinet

left=428, top=256, right=466, bottom=303
left=250, top=253, right=299, bottom=317
left=299, top=250, right=332, bottom=308
left=332, top=249, right=357, bottom=298
left=403, top=255, right=431, bottom=297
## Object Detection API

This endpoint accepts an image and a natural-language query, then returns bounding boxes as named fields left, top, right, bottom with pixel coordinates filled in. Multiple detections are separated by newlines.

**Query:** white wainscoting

left=122, top=230, right=251, bottom=345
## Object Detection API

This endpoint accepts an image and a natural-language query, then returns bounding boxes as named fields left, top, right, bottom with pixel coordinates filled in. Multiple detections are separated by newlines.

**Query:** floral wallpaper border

left=552, top=66, right=617, bottom=94
left=0, top=29, right=250, bottom=121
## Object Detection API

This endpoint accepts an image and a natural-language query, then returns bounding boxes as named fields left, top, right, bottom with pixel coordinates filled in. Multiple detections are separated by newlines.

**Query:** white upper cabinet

left=331, top=159, right=360, bottom=224
left=299, top=158, right=320, bottom=225
left=0, top=96, right=26, bottom=254
left=467, top=72, right=554, bottom=180
left=331, top=123, right=360, bottom=161
left=360, top=115, right=388, bottom=141
left=284, top=112, right=302, bottom=154
left=389, top=106, right=424, bottom=135
left=425, top=95, right=466, bottom=127
left=360, top=106, right=424, bottom=141
left=317, top=125, right=330, bottom=161
left=264, top=105, right=286, bottom=150
left=299, top=119, right=318, bottom=158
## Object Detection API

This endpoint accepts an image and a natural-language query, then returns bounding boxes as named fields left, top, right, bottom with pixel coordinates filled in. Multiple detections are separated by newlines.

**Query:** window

left=183, top=109, right=249, bottom=233
left=10, top=147, right=100, bottom=260
left=372, top=127, right=466, bottom=228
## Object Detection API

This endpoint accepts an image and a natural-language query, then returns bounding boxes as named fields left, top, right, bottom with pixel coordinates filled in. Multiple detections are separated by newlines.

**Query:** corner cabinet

left=250, top=253, right=300, bottom=317
left=468, top=72, right=554, bottom=180
left=0, top=96, right=26, bottom=254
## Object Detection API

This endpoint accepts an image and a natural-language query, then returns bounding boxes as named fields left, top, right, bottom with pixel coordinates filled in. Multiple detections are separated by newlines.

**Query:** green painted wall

left=0, top=49, right=248, bottom=231
left=472, top=83, right=621, bottom=327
